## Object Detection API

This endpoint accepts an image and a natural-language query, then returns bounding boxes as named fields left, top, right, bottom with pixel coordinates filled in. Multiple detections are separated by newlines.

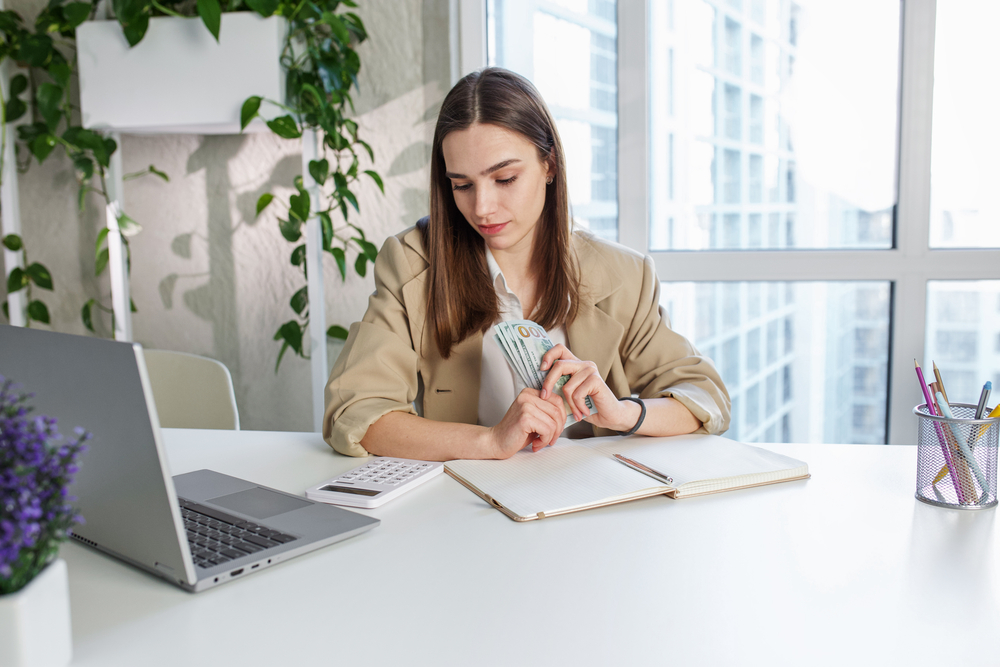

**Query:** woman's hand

left=539, top=344, right=642, bottom=433
left=486, top=388, right=567, bottom=458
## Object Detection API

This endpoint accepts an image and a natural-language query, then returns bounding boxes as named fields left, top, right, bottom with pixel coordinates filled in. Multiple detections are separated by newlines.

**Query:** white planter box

left=77, top=13, right=287, bottom=134
left=0, top=559, right=72, bottom=667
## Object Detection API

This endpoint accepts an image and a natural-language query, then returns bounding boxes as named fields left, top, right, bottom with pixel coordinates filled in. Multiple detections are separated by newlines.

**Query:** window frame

left=459, top=0, right=1000, bottom=445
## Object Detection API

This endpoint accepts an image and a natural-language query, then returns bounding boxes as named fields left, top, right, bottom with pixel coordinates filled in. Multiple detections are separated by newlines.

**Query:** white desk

left=63, top=430, right=999, bottom=666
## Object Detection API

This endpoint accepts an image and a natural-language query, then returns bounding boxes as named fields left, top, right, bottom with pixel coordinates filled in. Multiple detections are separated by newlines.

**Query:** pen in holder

left=913, top=403, right=999, bottom=510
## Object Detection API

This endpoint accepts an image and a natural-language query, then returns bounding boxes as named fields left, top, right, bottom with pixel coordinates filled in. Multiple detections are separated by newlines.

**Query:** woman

left=324, top=68, right=730, bottom=460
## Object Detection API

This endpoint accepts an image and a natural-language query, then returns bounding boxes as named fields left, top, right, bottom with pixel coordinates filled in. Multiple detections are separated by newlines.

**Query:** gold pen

left=613, top=454, right=673, bottom=485
left=933, top=361, right=949, bottom=404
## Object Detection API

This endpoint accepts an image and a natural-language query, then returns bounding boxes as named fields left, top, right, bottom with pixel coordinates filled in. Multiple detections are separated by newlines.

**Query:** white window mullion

left=889, top=0, right=936, bottom=445
left=617, top=0, right=648, bottom=253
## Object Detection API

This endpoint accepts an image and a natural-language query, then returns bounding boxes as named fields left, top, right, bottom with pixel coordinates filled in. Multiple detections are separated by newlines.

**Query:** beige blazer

left=324, top=224, right=731, bottom=457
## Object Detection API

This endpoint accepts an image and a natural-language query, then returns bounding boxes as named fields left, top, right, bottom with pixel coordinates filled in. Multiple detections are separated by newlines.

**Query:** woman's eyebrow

left=445, top=158, right=522, bottom=180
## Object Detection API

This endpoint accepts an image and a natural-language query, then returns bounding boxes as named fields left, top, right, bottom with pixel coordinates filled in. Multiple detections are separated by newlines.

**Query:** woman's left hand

left=539, top=344, right=642, bottom=433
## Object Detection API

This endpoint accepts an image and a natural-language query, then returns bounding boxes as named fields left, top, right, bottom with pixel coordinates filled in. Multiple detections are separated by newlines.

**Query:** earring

left=546, top=177, right=553, bottom=184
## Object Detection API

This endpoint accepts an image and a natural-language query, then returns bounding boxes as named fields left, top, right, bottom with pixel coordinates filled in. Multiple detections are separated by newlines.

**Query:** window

left=474, top=0, right=1000, bottom=444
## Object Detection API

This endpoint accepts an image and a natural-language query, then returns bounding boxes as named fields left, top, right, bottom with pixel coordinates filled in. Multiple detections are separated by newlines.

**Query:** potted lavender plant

left=0, top=377, right=88, bottom=667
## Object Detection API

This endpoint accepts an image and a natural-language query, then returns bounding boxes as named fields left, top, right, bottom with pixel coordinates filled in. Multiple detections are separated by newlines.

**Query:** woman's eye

left=452, top=183, right=472, bottom=192
left=497, top=176, right=517, bottom=186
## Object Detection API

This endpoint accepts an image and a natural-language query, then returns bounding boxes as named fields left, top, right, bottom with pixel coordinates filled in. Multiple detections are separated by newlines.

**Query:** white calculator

left=305, top=457, right=444, bottom=509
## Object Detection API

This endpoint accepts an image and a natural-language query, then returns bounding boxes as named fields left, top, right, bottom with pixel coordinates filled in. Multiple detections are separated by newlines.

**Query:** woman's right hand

left=486, top=388, right=567, bottom=458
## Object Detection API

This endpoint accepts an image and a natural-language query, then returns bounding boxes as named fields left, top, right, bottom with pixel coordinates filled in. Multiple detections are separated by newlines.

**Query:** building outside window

left=479, top=0, right=1000, bottom=445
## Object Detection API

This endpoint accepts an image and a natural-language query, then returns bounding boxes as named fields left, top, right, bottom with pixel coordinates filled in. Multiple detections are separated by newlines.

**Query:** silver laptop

left=0, top=325, right=379, bottom=592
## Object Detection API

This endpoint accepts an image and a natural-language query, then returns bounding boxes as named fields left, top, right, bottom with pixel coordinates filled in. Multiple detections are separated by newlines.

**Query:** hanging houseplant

left=105, top=0, right=384, bottom=370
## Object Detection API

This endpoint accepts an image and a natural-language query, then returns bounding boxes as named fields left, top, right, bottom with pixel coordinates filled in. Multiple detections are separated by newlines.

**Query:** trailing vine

left=111, top=0, right=383, bottom=370
left=0, top=2, right=167, bottom=333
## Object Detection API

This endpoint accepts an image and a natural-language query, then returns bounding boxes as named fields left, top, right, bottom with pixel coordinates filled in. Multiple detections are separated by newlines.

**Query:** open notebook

left=445, top=434, right=809, bottom=522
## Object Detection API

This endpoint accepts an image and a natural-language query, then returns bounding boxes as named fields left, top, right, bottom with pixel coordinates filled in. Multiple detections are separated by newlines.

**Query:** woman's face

left=442, top=123, right=552, bottom=256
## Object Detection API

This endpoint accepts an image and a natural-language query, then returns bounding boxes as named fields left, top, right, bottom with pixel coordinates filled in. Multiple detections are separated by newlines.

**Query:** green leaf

left=27, top=300, right=50, bottom=324
left=290, top=286, right=308, bottom=315
left=130, top=298, right=137, bottom=313
left=81, top=299, right=95, bottom=332
left=330, top=246, right=346, bottom=280
left=278, top=218, right=302, bottom=243
left=63, top=2, right=91, bottom=28
left=240, top=96, right=261, bottom=131
left=2, top=301, right=8, bottom=321
left=2, top=234, right=22, bottom=251
left=26, top=263, right=53, bottom=290
left=196, top=0, right=221, bottom=41
left=9, top=74, right=27, bottom=97
left=364, top=170, right=384, bottom=194
left=47, top=62, right=72, bottom=89
left=148, top=165, right=169, bottom=182
left=74, top=156, right=94, bottom=180
left=358, top=139, right=374, bottom=162
left=6, top=267, right=28, bottom=293
left=323, top=12, right=350, bottom=44
left=341, top=188, right=360, bottom=213
left=117, top=212, right=143, bottom=237
left=308, top=158, right=329, bottom=185
left=355, top=238, right=378, bottom=262
left=121, top=11, right=151, bottom=47
left=77, top=184, right=88, bottom=213
left=95, top=248, right=109, bottom=276
left=274, top=340, right=291, bottom=373
left=266, top=115, right=302, bottom=139
left=333, top=172, right=348, bottom=190
left=95, top=228, right=109, bottom=260
left=4, top=98, right=26, bottom=124
left=299, top=83, right=325, bottom=110
left=255, top=193, right=274, bottom=217
left=291, top=243, right=307, bottom=266
left=29, top=133, right=57, bottom=163
left=354, top=253, right=367, bottom=278
left=16, top=33, right=54, bottom=67
left=326, top=325, right=349, bottom=340
left=278, top=320, right=303, bottom=354
left=244, top=0, right=278, bottom=16
left=319, top=212, right=333, bottom=251
left=288, top=192, right=310, bottom=222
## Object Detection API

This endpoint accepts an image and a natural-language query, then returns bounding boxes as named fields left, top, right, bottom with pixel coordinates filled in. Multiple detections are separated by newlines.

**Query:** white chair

left=142, top=349, right=240, bottom=430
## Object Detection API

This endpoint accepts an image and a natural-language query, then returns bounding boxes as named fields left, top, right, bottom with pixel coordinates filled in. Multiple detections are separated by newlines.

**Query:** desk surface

left=63, top=430, right=998, bottom=666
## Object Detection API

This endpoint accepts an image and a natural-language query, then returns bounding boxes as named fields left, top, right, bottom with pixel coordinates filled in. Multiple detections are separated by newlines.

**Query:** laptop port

left=230, top=568, right=244, bottom=576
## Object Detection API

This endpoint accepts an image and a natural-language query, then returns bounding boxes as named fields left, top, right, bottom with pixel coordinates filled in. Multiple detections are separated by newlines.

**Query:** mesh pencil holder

left=914, top=403, right=999, bottom=510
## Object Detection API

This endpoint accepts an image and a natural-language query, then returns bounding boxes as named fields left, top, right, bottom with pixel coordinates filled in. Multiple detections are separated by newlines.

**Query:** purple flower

left=0, top=376, right=89, bottom=595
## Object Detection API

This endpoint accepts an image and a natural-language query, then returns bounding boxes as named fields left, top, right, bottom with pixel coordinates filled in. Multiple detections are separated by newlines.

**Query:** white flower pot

left=76, top=13, right=287, bottom=134
left=0, top=559, right=72, bottom=667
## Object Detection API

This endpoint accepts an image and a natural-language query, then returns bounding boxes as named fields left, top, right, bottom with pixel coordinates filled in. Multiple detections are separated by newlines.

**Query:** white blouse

left=477, top=247, right=567, bottom=428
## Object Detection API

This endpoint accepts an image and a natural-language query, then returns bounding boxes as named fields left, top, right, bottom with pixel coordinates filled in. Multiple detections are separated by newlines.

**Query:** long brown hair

left=423, top=68, right=580, bottom=358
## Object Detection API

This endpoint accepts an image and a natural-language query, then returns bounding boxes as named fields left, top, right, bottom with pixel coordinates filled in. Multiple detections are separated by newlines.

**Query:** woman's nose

left=474, top=186, right=498, bottom=219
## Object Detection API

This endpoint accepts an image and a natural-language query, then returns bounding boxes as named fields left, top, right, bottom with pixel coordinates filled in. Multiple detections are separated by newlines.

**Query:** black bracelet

left=616, top=397, right=646, bottom=436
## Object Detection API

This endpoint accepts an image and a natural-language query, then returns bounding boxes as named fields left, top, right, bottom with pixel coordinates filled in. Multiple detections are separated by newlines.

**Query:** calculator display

left=320, top=485, right=381, bottom=497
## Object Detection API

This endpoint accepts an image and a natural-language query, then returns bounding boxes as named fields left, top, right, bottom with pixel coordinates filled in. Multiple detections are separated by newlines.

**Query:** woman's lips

left=478, top=222, right=508, bottom=235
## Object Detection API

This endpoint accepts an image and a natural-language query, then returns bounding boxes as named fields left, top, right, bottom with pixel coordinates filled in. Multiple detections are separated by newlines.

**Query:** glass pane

left=649, top=0, right=899, bottom=250
left=929, top=2, right=1000, bottom=248
left=660, top=281, right=891, bottom=444
left=488, top=0, right=618, bottom=241
left=924, top=281, right=1000, bottom=406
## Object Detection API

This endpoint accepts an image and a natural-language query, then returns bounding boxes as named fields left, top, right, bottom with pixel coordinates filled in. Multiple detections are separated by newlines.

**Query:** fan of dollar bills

left=492, top=320, right=598, bottom=428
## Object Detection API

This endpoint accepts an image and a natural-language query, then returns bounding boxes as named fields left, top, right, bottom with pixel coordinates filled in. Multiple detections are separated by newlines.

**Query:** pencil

left=916, top=360, right=965, bottom=503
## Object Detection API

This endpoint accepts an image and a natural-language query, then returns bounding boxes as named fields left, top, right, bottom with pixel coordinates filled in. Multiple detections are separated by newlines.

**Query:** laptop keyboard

left=178, top=498, right=298, bottom=569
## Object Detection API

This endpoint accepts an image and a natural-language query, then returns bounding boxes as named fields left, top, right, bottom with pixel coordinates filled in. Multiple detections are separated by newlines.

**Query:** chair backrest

left=142, top=349, right=240, bottom=430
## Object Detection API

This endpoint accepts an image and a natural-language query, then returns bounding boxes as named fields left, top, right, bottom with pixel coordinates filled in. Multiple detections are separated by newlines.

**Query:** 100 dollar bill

left=493, top=320, right=597, bottom=428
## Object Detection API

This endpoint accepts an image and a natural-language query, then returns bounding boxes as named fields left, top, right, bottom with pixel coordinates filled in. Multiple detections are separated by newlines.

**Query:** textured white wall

left=1, top=0, right=451, bottom=431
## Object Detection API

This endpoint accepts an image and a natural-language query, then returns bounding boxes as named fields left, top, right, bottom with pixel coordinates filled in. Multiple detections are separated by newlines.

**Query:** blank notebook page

left=446, top=439, right=659, bottom=518
left=602, top=434, right=807, bottom=489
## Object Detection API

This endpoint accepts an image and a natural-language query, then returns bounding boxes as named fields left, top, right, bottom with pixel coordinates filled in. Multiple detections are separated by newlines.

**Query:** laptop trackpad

left=207, top=487, right=312, bottom=520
